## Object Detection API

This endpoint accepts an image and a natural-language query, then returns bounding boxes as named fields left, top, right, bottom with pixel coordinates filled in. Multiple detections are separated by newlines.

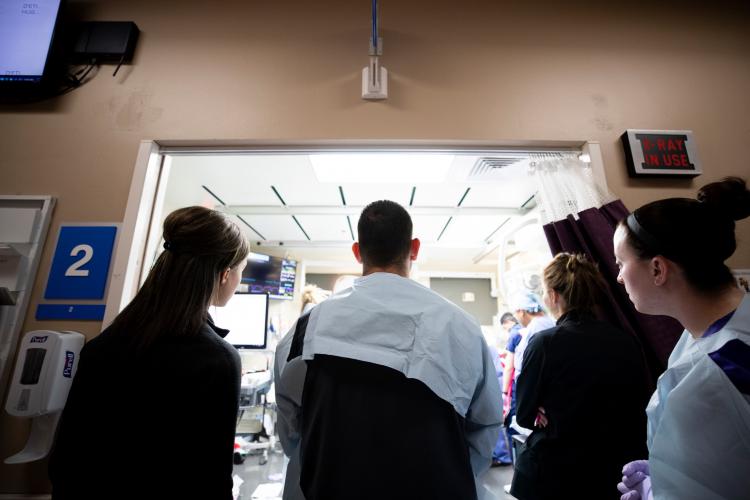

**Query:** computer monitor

left=210, top=292, right=269, bottom=349
left=0, top=0, right=64, bottom=92
left=242, top=252, right=297, bottom=300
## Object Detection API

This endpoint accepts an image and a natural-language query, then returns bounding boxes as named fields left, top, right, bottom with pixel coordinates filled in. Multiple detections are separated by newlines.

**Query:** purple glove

left=617, top=460, right=652, bottom=500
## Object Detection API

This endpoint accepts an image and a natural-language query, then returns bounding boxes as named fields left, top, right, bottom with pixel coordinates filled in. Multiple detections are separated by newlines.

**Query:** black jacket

left=281, top=311, right=479, bottom=500
left=49, top=319, right=241, bottom=500
left=298, top=355, right=477, bottom=500
left=511, top=311, right=650, bottom=500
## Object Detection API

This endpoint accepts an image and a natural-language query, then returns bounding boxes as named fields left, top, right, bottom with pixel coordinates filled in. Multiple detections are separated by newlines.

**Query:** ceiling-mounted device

left=362, top=0, right=387, bottom=100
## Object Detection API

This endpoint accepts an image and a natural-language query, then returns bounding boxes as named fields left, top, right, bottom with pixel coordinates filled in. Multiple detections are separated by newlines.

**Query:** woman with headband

left=613, top=177, right=750, bottom=500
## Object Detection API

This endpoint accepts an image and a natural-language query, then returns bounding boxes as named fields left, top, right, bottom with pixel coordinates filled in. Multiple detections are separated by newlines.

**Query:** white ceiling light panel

left=309, top=154, right=454, bottom=183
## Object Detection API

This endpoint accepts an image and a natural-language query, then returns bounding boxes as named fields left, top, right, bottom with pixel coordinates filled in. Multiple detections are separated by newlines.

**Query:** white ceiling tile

left=461, top=183, right=536, bottom=208
left=168, top=155, right=323, bottom=207
left=211, top=181, right=282, bottom=206
left=166, top=160, right=278, bottom=207
left=239, top=215, right=306, bottom=242
left=295, top=215, right=353, bottom=241
left=274, top=183, right=341, bottom=206
left=412, top=215, right=452, bottom=243
left=439, top=216, right=509, bottom=246
left=339, top=184, right=412, bottom=207
left=411, top=184, right=470, bottom=207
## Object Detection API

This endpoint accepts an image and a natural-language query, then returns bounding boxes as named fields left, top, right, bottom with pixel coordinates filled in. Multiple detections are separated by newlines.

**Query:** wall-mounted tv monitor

left=210, top=292, right=269, bottom=349
left=242, top=252, right=297, bottom=300
left=0, top=0, right=64, bottom=88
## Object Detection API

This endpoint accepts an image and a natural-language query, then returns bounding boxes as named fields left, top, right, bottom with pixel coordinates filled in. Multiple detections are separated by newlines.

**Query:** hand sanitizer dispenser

left=5, top=330, right=85, bottom=464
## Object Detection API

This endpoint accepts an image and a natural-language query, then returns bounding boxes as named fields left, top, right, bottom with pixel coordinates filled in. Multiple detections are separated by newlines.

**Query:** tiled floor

left=233, top=450, right=517, bottom=499
left=481, top=464, right=516, bottom=499
left=233, top=449, right=285, bottom=499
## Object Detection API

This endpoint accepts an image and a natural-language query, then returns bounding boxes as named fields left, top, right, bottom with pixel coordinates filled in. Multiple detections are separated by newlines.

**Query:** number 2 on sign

left=65, top=244, right=93, bottom=277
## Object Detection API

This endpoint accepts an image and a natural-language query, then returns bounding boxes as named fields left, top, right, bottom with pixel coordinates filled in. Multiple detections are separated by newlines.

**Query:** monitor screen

left=242, top=252, right=297, bottom=300
left=210, top=292, right=269, bottom=349
left=0, top=0, right=63, bottom=83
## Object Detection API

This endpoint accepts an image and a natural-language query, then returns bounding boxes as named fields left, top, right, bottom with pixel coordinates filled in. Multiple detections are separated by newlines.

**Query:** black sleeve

left=288, top=311, right=311, bottom=361
left=187, top=345, right=241, bottom=499
left=515, top=332, right=548, bottom=429
left=48, top=342, right=96, bottom=498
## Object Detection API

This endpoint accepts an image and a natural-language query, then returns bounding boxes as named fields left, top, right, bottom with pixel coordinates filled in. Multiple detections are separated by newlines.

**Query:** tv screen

left=210, top=292, right=269, bottom=349
left=242, top=252, right=297, bottom=300
left=0, top=0, right=63, bottom=84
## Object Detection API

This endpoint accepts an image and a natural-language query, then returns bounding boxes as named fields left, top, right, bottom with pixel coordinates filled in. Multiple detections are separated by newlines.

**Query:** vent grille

left=469, top=157, right=527, bottom=179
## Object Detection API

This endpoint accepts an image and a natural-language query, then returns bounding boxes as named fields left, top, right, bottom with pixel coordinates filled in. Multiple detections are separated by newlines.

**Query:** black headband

left=625, top=212, right=668, bottom=257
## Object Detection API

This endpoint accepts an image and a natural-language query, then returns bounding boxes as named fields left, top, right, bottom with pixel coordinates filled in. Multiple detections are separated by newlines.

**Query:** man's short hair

left=357, top=200, right=413, bottom=268
left=500, top=312, right=517, bottom=324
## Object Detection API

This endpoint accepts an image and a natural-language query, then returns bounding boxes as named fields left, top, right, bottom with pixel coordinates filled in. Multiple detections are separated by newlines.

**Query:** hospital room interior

left=157, top=150, right=555, bottom=497
left=1, top=1, right=749, bottom=499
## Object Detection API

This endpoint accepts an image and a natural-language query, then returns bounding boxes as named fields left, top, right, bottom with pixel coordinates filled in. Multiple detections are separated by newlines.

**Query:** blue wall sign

left=36, top=304, right=106, bottom=321
left=44, top=225, right=118, bottom=300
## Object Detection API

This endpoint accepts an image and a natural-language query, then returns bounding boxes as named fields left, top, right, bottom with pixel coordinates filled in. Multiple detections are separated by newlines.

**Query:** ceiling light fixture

left=309, top=153, right=454, bottom=183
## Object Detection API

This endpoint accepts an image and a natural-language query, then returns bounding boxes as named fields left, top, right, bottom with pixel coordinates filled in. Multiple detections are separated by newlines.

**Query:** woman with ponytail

left=510, top=253, right=650, bottom=500
left=614, top=177, right=750, bottom=500
left=49, top=206, right=250, bottom=500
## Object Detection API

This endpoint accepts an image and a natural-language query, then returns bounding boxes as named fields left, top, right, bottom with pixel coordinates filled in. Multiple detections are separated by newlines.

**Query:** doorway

left=105, top=140, right=607, bottom=498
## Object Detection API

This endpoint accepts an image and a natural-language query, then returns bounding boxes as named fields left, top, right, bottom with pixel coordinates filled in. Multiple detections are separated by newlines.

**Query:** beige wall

left=1, top=0, right=749, bottom=492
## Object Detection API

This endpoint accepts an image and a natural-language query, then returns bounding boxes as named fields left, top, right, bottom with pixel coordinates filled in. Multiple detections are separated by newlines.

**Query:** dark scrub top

left=511, top=310, right=650, bottom=500
left=49, top=319, right=241, bottom=500
left=299, top=354, right=478, bottom=500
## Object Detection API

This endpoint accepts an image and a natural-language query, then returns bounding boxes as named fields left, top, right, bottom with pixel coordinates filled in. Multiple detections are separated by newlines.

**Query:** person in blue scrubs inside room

left=500, top=311, right=523, bottom=453
left=614, top=177, right=750, bottom=500
left=489, top=334, right=512, bottom=466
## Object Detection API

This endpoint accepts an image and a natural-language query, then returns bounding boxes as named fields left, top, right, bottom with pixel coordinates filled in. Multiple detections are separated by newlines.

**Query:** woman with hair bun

left=49, top=206, right=250, bottom=500
left=510, top=253, right=650, bottom=500
left=614, top=177, right=750, bottom=500
left=300, top=284, right=331, bottom=315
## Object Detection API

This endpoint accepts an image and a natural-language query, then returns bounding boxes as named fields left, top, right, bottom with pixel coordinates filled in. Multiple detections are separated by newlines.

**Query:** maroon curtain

left=543, top=200, right=682, bottom=383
